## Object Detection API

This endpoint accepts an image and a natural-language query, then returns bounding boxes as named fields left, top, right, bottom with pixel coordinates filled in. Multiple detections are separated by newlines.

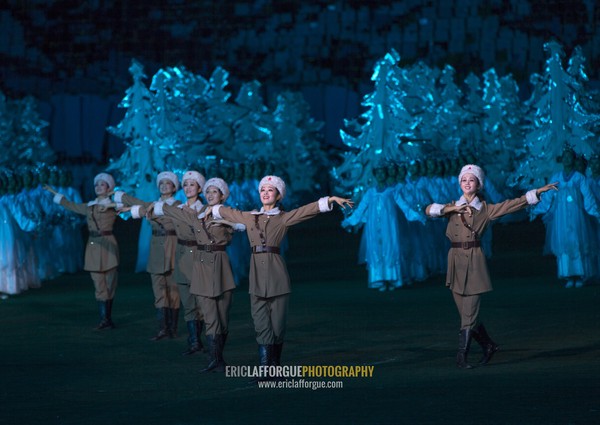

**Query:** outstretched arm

left=426, top=203, right=473, bottom=217
left=43, top=185, right=58, bottom=196
left=328, top=196, right=354, bottom=210
left=536, top=182, right=559, bottom=197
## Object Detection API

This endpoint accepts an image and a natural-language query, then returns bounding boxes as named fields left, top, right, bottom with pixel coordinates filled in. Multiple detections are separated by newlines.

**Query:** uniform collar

left=455, top=195, right=483, bottom=211
left=251, top=207, right=281, bottom=215
left=162, top=196, right=177, bottom=206
left=180, top=199, right=203, bottom=212
left=88, top=197, right=111, bottom=206
left=198, top=204, right=219, bottom=219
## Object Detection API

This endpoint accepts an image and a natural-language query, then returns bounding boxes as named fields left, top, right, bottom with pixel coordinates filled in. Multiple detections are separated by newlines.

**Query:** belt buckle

left=205, top=244, right=213, bottom=252
left=462, top=241, right=470, bottom=250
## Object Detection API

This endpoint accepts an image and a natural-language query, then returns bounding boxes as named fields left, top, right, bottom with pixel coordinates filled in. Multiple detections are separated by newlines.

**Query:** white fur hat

left=94, top=172, right=115, bottom=191
left=156, top=171, right=179, bottom=191
left=259, top=175, right=286, bottom=200
left=204, top=177, right=230, bottom=202
left=458, top=164, right=485, bottom=189
left=182, top=170, right=206, bottom=190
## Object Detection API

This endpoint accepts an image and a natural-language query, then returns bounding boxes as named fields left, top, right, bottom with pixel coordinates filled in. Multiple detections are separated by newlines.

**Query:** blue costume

left=343, top=186, right=413, bottom=290
left=531, top=170, right=600, bottom=286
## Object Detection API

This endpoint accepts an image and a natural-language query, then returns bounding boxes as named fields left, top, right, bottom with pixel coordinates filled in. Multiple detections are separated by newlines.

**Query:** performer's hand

left=443, top=204, right=472, bottom=216
left=145, top=203, right=154, bottom=219
left=98, top=202, right=118, bottom=212
left=329, top=196, right=354, bottom=210
left=43, top=185, right=57, bottom=195
left=536, top=182, right=559, bottom=197
left=212, top=219, right=236, bottom=227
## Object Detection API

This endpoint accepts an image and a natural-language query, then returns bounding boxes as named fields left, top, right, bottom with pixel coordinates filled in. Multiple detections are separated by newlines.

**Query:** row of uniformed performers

left=0, top=167, right=84, bottom=296
left=9, top=151, right=599, bottom=371
left=45, top=170, right=352, bottom=373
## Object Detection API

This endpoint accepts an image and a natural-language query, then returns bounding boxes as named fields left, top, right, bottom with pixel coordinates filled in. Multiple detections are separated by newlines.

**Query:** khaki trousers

left=198, top=290, right=233, bottom=336
left=90, top=268, right=118, bottom=301
left=452, top=292, right=481, bottom=329
left=151, top=271, right=180, bottom=308
left=251, top=293, right=289, bottom=345
left=178, top=282, right=202, bottom=322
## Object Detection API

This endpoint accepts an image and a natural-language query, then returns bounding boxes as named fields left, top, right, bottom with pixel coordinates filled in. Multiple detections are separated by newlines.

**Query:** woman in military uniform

left=114, top=171, right=181, bottom=340
left=426, top=164, right=557, bottom=369
left=208, top=175, right=353, bottom=373
left=45, top=173, right=121, bottom=330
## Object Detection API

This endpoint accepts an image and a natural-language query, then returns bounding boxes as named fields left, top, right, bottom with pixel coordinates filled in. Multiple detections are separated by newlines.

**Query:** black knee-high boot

left=105, top=299, right=115, bottom=329
left=201, top=334, right=225, bottom=373
left=213, top=334, right=226, bottom=372
left=456, top=328, right=473, bottom=369
left=201, top=335, right=217, bottom=373
left=182, top=320, right=203, bottom=355
left=248, top=344, right=273, bottom=384
left=150, top=308, right=169, bottom=341
left=272, top=343, right=283, bottom=366
left=169, top=308, right=179, bottom=338
left=196, top=320, right=205, bottom=351
left=471, top=323, right=499, bottom=365
left=94, top=301, right=114, bottom=330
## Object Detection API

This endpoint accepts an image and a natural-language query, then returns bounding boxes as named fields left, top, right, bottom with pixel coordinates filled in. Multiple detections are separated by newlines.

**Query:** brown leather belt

left=177, top=239, right=197, bottom=247
left=451, top=241, right=481, bottom=250
left=197, top=244, right=226, bottom=252
left=89, top=230, right=113, bottom=237
left=253, top=246, right=280, bottom=254
left=152, top=230, right=177, bottom=236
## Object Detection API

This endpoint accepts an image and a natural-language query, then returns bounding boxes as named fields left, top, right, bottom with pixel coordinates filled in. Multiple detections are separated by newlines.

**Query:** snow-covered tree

left=332, top=50, right=423, bottom=201
left=0, top=92, right=54, bottom=167
left=511, top=41, right=600, bottom=188
left=107, top=59, right=177, bottom=197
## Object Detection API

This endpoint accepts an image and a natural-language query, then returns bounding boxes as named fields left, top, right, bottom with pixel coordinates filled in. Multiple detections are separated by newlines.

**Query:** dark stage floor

left=1, top=213, right=599, bottom=425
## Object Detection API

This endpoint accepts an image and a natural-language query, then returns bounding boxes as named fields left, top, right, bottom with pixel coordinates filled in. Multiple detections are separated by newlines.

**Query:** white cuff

left=212, top=205, right=223, bottom=220
left=525, top=190, right=539, bottom=205
left=428, top=203, right=445, bottom=217
left=154, top=201, right=165, bottom=216
left=318, top=197, right=333, bottom=212
left=53, top=193, right=64, bottom=204
left=114, top=191, right=125, bottom=203
left=233, top=223, right=246, bottom=232
left=131, top=205, right=142, bottom=219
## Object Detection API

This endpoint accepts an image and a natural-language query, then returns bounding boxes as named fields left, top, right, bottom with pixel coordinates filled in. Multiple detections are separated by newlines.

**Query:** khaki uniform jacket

left=167, top=201, right=202, bottom=284
left=57, top=196, right=119, bottom=272
left=154, top=202, right=202, bottom=285
left=214, top=198, right=332, bottom=298
left=441, top=194, right=535, bottom=295
left=121, top=193, right=180, bottom=274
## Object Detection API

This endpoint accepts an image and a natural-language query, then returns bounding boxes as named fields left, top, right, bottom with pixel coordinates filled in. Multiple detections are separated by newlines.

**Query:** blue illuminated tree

left=107, top=59, right=176, bottom=198
left=272, top=91, right=326, bottom=193
left=425, top=64, right=464, bottom=157
left=332, top=50, right=423, bottom=201
left=0, top=92, right=54, bottom=167
left=511, top=41, right=600, bottom=188
left=476, top=69, right=526, bottom=184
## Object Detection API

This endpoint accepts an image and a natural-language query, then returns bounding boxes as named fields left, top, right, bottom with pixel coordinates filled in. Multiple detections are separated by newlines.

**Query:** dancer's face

left=460, top=173, right=479, bottom=197
left=159, top=179, right=176, bottom=196
left=95, top=180, right=110, bottom=197
left=260, top=184, right=280, bottom=207
left=205, top=186, right=224, bottom=206
left=183, top=179, right=201, bottom=199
